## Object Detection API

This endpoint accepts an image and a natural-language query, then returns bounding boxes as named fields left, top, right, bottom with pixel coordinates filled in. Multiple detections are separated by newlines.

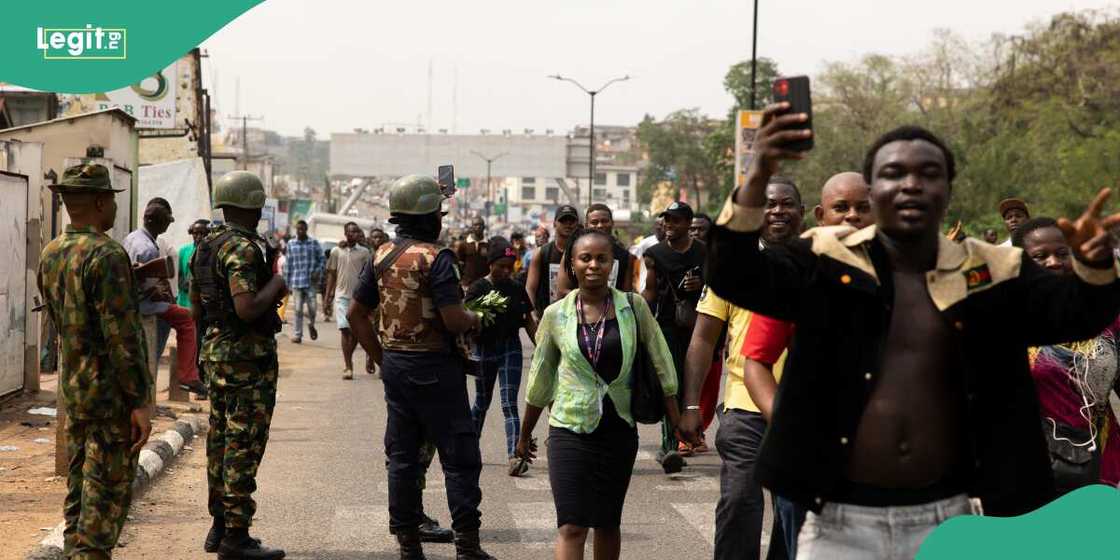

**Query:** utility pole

left=548, top=74, right=630, bottom=206
left=227, top=113, right=262, bottom=170
left=749, top=0, right=760, bottom=110
left=470, top=151, right=508, bottom=223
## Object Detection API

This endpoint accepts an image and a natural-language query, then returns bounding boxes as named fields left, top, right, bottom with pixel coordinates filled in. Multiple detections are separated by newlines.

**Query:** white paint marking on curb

left=137, top=449, right=164, bottom=479
left=159, top=430, right=185, bottom=455
left=40, top=521, right=64, bottom=549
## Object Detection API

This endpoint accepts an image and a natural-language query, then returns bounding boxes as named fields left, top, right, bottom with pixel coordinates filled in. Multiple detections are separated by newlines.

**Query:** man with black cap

left=526, top=204, right=580, bottom=318
left=998, top=198, right=1031, bottom=246
left=38, top=163, right=152, bottom=559
left=642, top=200, right=706, bottom=474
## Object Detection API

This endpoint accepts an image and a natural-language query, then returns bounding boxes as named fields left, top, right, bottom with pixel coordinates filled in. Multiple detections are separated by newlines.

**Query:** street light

left=749, top=0, right=760, bottom=110
left=548, top=74, right=631, bottom=207
left=470, top=150, right=508, bottom=223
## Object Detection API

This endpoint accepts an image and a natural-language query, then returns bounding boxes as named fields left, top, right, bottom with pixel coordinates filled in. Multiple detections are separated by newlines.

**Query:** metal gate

left=0, top=171, right=28, bottom=396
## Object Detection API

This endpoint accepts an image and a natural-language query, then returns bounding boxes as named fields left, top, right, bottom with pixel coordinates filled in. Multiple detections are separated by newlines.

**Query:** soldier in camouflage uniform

left=190, top=171, right=287, bottom=560
left=348, top=175, right=496, bottom=560
left=37, top=164, right=153, bottom=560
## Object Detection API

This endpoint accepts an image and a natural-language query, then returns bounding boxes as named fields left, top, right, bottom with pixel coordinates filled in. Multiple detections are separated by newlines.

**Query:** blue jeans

left=292, top=287, right=317, bottom=339
left=470, top=336, right=523, bottom=457
left=776, top=495, right=807, bottom=559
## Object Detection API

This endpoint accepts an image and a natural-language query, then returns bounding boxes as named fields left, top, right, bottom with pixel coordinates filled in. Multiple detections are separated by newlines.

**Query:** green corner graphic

left=919, top=485, right=1120, bottom=559
left=2, top=0, right=263, bottom=93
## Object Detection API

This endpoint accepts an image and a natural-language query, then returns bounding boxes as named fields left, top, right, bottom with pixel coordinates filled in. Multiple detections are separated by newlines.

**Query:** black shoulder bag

left=627, top=293, right=665, bottom=424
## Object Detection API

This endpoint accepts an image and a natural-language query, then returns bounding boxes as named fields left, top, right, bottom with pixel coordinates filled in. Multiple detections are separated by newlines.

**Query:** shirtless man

left=705, top=103, right=1120, bottom=559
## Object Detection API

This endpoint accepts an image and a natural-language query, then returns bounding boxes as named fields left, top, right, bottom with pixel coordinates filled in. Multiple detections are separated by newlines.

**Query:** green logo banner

left=1, top=0, right=263, bottom=93
left=919, top=485, right=1120, bottom=558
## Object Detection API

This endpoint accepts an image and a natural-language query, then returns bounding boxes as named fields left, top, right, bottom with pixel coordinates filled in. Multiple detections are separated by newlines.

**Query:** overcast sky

left=201, top=0, right=1115, bottom=138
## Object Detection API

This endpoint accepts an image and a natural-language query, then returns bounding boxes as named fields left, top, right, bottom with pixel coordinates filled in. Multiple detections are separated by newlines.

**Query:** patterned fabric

left=205, top=356, right=278, bottom=528
left=471, top=336, right=524, bottom=457
left=525, top=288, right=678, bottom=433
left=38, top=225, right=151, bottom=419
left=1030, top=317, right=1120, bottom=485
left=196, top=224, right=278, bottom=362
left=284, top=236, right=323, bottom=289
left=63, top=416, right=137, bottom=558
left=375, top=240, right=451, bottom=352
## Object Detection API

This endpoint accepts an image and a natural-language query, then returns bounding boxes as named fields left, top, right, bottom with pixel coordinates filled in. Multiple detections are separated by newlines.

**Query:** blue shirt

left=122, top=228, right=169, bottom=315
left=284, top=236, right=324, bottom=289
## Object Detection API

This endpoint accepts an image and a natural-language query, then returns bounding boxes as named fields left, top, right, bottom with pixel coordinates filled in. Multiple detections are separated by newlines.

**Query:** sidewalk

left=0, top=357, right=208, bottom=560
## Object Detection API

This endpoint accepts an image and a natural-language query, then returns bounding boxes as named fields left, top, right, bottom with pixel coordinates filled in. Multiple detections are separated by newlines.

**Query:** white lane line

left=508, top=502, right=557, bottom=549
left=655, top=473, right=720, bottom=491
left=635, top=449, right=655, bottom=462
left=514, top=477, right=552, bottom=491
left=670, top=503, right=716, bottom=547
left=327, top=505, right=395, bottom=551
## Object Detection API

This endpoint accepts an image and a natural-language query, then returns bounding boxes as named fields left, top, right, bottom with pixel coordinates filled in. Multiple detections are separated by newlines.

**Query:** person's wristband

left=684, top=405, right=701, bottom=411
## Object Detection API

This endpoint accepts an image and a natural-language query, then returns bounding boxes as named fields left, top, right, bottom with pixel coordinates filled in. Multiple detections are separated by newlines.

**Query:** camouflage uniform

left=38, top=223, right=151, bottom=560
left=193, top=223, right=279, bottom=529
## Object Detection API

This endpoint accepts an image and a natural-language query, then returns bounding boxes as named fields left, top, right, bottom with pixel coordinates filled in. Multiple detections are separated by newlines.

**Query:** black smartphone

left=437, top=164, right=455, bottom=197
left=771, top=75, right=814, bottom=151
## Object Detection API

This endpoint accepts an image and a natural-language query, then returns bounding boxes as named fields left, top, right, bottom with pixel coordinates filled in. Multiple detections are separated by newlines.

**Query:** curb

left=25, top=414, right=208, bottom=560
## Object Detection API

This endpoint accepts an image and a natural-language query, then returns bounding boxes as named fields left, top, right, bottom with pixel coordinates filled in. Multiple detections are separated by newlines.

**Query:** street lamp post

left=470, top=150, right=508, bottom=223
left=548, top=74, right=630, bottom=207
left=749, top=0, right=760, bottom=110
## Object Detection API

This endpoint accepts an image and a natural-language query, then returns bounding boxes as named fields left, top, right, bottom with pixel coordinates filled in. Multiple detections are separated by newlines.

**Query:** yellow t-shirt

left=695, top=288, right=786, bottom=413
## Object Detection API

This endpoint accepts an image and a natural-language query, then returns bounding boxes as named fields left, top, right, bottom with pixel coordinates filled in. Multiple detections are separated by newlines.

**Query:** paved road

left=116, top=320, right=774, bottom=559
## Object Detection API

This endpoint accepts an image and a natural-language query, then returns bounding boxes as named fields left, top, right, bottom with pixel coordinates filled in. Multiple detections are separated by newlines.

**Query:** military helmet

left=213, top=171, right=266, bottom=210
left=389, top=175, right=444, bottom=216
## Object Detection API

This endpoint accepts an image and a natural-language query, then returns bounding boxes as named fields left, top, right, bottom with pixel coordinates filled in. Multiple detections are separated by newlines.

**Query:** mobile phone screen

left=437, top=164, right=455, bottom=197
left=772, top=75, right=814, bottom=151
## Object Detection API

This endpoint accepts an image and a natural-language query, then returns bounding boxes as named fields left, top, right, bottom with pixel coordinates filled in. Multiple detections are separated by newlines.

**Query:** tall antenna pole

left=227, top=113, right=262, bottom=170
left=427, top=58, right=433, bottom=132
left=452, top=66, right=458, bottom=134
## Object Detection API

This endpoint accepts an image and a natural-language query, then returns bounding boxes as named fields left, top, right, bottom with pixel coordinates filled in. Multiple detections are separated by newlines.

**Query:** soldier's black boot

left=397, top=530, right=427, bottom=560
left=454, top=530, right=496, bottom=560
left=418, top=513, right=454, bottom=543
left=204, top=517, right=225, bottom=552
left=217, top=528, right=285, bottom=560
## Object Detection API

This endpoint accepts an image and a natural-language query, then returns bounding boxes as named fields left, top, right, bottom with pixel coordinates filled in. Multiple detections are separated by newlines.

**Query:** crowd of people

left=36, top=101, right=1120, bottom=560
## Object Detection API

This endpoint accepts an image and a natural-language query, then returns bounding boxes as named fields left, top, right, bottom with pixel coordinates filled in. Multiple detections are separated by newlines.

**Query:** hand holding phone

left=438, top=164, right=456, bottom=197
left=771, top=76, right=813, bottom=152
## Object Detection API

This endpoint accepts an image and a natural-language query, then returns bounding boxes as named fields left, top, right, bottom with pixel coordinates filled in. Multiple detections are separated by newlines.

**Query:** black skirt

left=547, top=398, right=638, bottom=528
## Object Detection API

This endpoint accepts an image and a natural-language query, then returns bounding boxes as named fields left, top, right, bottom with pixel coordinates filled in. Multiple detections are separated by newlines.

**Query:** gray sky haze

left=201, top=0, right=1116, bottom=137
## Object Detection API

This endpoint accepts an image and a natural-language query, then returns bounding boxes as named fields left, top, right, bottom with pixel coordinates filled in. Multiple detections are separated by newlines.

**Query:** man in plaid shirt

left=285, top=220, right=324, bottom=343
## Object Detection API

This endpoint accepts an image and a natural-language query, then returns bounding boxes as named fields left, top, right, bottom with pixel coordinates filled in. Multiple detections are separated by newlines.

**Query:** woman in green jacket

left=516, top=229, right=681, bottom=560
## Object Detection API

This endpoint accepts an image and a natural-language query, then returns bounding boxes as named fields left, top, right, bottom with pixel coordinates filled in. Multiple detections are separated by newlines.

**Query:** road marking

left=635, top=449, right=655, bottom=462
left=326, top=505, right=395, bottom=551
left=514, top=476, right=552, bottom=491
left=508, top=502, right=557, bottom=549
left=670, top=503, right=716, bottom=547
left=655, top=473, right=720, bottom=491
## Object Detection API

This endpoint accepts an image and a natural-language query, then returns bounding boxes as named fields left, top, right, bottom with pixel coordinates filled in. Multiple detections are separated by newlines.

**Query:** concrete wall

left=0, top=140, right=44, bottom=393
left=330, top=133, right=569, bottom=178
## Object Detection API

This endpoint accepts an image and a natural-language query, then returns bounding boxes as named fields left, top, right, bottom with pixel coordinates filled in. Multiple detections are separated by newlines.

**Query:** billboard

left=89, top=61, right=177, bottom=128
left=734, top=110, right=763, bottom=190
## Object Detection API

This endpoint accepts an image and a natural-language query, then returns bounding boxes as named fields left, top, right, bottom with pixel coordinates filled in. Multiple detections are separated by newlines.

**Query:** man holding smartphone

left=706, top=98, right=1120, bottom=559
left=643, top=201, right=706, bottom=473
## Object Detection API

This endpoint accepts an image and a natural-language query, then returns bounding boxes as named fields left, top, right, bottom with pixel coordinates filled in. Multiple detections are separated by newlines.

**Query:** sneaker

left=342, top=369, right=353, bottom=380
left=657, top=449, right=685, bottom=474
left=309, top=325, right=318, bottom=341
left=678, top=441, right=695, bottom=458
left=508, top=456, right=529, bottom=477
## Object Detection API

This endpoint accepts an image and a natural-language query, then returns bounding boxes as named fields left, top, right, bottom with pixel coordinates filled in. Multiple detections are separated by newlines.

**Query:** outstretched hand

left=1057, top=188, right=1120, bottom=265
left=734, top=102, right=812, bottom=208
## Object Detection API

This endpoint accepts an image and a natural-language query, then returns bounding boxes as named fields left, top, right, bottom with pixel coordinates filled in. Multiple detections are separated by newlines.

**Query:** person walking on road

left=285, top=220, right=323, bottom=343
left=526, top=205, right=580, bottom=318
left=347, top=175, right=495, bottom=560
left=124, top=198, right=208, bottom=397
left=465, top=238, right=537, bottom=476
left=191, top=171, right=288, bottom=560
left=516, top=228, right=680, bottom=560
left=325, top=222, right=372, bottom=380
left=38, top=163, right=153, bottom=560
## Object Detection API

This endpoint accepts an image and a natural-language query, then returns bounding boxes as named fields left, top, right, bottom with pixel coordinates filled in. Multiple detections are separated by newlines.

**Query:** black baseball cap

left=555, top=205, right=580, bottom=222
left=659, top=201, right=694, bottom=221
